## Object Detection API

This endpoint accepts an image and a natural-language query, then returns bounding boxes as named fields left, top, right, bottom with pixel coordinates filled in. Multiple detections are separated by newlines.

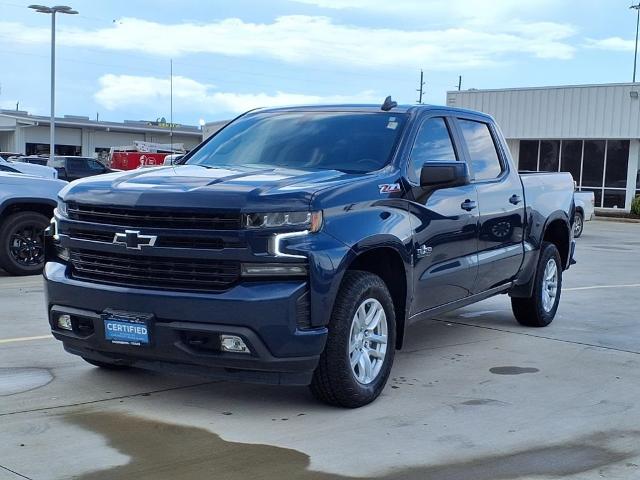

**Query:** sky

left=0, top=0, right=639, bottom=125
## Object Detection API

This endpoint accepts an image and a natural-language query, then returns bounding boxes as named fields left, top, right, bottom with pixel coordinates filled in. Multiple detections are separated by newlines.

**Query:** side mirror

left=420, top=161, right=470, bottom=189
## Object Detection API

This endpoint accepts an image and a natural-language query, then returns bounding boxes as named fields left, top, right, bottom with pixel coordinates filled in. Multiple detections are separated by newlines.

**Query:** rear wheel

left=310, top=271, right=396, bottom=408
left=0, top=211, right=50, bottom=276
left=573, top=211, right=584, bottom=238
left=511, top=242, right=562, bottom=327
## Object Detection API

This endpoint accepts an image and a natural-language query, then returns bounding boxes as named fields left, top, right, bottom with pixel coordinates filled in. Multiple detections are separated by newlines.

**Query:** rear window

left=188, top=112, right=407, bottom=174
left=458, top=119, right=503, bottom=181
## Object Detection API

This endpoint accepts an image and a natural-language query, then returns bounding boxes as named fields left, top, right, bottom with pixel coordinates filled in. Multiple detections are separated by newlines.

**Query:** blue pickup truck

left=45, top=102, right=575, bottom=407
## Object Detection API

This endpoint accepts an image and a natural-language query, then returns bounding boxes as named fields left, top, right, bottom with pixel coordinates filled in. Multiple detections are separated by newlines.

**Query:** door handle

left=461, top=199, right=477, bottom=211
left=509, top=194, right=522, bottom=205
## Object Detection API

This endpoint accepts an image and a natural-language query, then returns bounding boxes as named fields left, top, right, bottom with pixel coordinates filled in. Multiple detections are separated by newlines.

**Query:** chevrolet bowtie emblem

left=113, top=230, right=157, bottom=250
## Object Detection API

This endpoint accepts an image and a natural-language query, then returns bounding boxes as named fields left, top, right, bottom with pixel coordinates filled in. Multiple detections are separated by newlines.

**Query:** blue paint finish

left=44, top=104, right=575, bottom=385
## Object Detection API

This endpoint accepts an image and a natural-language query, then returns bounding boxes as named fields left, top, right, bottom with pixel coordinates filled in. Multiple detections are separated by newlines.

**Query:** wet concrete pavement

left=1, top=220, right=640, bottom=479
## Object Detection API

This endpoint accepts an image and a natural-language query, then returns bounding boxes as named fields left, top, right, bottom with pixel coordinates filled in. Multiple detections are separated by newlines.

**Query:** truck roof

left=253, top=103, right=493, bottom=120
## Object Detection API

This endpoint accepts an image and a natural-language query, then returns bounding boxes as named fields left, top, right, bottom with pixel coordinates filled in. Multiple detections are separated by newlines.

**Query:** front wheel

left=310, top=271, right=396, bottom=408
left=511, top=242, right=562, bottom=327
left=0, top=211, right=50, bottom=276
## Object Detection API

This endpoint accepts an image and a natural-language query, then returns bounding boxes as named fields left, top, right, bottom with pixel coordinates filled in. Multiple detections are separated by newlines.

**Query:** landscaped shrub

left=632, top=195, right=640, bottom=216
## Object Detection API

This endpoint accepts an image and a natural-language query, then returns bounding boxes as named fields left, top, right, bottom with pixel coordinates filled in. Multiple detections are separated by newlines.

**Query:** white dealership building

left=0, top=110, right=219, bottom=158
left=447, top=83, right=640, bottom=212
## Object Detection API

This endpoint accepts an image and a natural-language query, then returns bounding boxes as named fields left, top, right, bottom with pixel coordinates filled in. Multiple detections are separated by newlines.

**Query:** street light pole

left=50, top=10, right=55, bottom=161
left=631, top=3, right=640, bottom=83
left=28, top=5, right=78, bottom=161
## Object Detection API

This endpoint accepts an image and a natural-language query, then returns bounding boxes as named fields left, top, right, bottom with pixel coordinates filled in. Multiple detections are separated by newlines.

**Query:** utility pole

left=458, top=75, right=462, bottom=91
left=632, top=3, right=640, bottom=82
left=416, top=69, right=425, bottom=104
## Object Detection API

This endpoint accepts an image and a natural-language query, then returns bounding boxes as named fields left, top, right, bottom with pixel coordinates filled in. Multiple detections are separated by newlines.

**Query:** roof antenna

left=381, top=96, right=397, bottom=111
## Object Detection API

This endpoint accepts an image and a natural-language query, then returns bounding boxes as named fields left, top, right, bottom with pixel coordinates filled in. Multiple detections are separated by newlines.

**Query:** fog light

left=241, top=263, right=307, bottom=277
left=220, top=335, right=250, bottom=354
left=57, top=314, right=73, bottom=331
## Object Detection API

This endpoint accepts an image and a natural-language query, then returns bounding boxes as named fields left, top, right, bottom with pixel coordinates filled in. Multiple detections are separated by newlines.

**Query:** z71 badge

left=378, top=183, right=401, bottom=194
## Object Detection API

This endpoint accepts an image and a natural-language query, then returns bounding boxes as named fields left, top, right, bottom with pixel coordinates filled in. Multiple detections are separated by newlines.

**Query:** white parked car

left=0, top=154, right=58, bottom=179
left=573, top=191, right=595, bottom=238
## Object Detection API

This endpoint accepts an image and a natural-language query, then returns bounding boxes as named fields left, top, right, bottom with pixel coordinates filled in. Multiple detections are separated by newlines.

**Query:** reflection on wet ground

left=68, top=412, right=639, bottom=480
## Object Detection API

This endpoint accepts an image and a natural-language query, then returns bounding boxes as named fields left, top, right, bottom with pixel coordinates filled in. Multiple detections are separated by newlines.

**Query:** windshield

left=187, top=111, right=407, bottom=174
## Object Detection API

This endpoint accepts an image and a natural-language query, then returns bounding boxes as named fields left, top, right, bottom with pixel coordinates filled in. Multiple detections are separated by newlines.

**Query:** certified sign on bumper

left=103, top=311, right=151, bottom=345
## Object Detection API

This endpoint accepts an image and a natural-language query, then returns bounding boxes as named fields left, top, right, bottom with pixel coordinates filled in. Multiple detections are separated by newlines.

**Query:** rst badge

left=378, top=183, right=401, bottom=194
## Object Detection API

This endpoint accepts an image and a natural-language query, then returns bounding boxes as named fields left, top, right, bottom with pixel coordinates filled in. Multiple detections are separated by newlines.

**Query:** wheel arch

left=340, top=242, right=411, bottom=350
left=0, top=199, right=56, bottom=227
left=542, top=216, right=571, bottom=269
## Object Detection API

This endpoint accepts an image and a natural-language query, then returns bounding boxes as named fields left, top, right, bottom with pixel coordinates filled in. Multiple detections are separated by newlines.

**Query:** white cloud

left=289, top=0, right=559, bottom=24
left=0, top=13, right=575, bottom=70
left=585, top=37, right=635, bottom=52
left=94, top=74, right=380, bottom=114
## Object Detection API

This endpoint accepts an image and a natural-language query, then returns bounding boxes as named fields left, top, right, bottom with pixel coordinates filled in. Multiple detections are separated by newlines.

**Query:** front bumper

left=44, top=262, right=327, bottom=385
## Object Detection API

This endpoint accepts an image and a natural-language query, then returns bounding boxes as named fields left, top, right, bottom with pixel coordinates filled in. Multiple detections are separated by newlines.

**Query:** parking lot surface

left=1, top=220, right=639, bottom=480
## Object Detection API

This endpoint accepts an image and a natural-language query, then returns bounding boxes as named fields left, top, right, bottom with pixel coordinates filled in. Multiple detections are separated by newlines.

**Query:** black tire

left=310, top=271, right=396, bottom=408
left=511, top=242, right=562, bottom=327
left=0, top=211, right=50, bottom=276
left=573, top=211, right=584, bottom=238
left=82, top=357, right=131, bottom=370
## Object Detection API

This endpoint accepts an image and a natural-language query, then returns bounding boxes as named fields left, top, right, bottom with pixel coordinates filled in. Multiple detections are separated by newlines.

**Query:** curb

left=593, top=216, right=640, bottom=224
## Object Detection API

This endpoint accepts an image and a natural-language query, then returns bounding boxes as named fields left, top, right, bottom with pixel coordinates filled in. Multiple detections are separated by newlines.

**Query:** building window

left=26, top=143, right=81, bottom=156
left=603, top=189, right=626, bottom=209
left=519, top=140, right=539, bottom=171
left=518, top=138, right=630, bottom=209
left=560, top=140, right=582, bottom=183
left=582, top=140, right=606, bottom=188
left=539, top=140, right=560, bottom=172
left=604, top=140, right=629, bottom=189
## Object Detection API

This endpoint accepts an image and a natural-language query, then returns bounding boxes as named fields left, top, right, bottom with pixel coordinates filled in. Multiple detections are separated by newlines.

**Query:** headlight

left=57, top=199, right=68, bottom=217
left=244, top=211, right=322, bottom=232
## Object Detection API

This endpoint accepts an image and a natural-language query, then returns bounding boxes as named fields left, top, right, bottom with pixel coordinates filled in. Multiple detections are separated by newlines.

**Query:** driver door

left=404, top=115, right=479, bottom=315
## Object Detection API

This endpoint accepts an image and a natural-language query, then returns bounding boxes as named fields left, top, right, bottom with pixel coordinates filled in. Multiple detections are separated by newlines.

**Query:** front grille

left=67, top=203, right=241, bottom=230
left=69, top=249, right=240, bottom=291
left=66, top=228, right=241, bottom=250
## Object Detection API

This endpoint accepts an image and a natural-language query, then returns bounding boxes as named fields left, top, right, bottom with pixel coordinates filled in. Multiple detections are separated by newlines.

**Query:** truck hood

left=61, top=165, right=359, bottom=211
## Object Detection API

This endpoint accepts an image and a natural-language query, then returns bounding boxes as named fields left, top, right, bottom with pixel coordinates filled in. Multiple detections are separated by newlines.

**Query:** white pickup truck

left=0, top=154, right=58, bottom=179
left=573, top=191, right=595, bottom=238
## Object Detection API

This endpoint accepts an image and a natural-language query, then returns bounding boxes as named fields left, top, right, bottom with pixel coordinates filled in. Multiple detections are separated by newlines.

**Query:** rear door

left=453, top=115, right=525, bottom=293
left=405, top=114, right=479, bottom=314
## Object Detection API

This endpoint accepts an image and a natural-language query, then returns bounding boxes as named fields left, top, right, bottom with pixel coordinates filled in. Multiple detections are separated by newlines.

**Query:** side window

left=88, top=160, right=105, bottom=172
left=67, top=158, right=88, bottom=173
left=409, top=117, right=457, bottom=182
left=458, top=119, right=503, bottom=181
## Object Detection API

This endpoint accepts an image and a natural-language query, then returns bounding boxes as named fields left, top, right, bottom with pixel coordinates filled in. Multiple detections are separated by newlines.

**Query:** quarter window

left=458, top=119, right=503, bottom=181
left=408, top=117, right=457, bottom=181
